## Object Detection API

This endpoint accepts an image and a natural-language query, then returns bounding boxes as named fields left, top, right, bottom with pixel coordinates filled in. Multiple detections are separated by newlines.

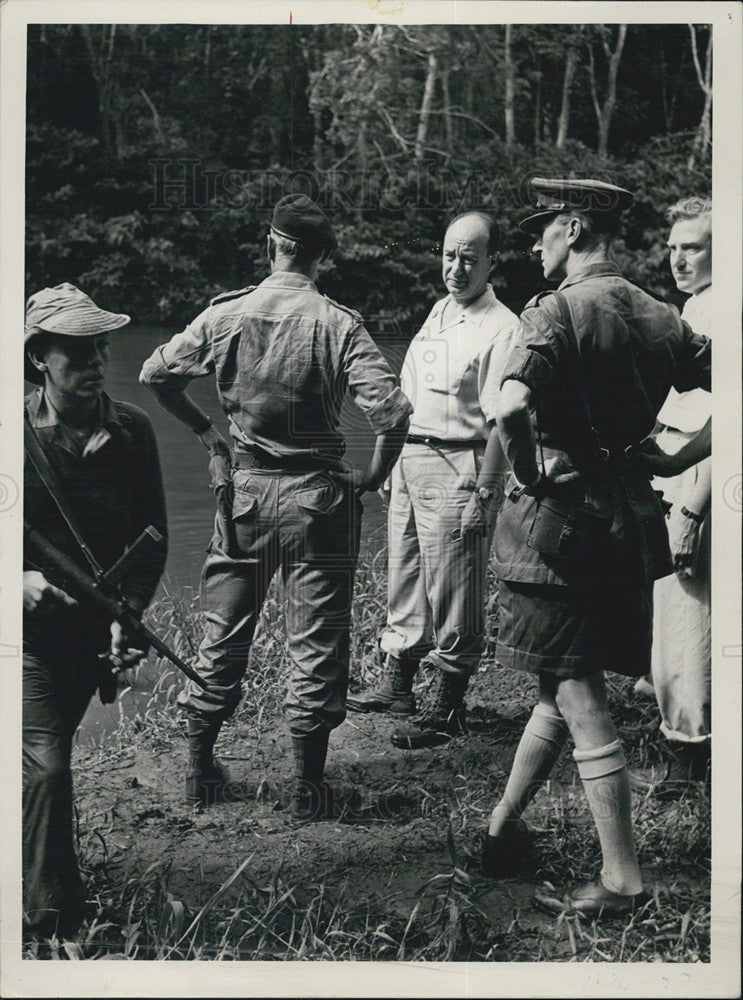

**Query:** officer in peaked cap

left=518, top=177, right=634, bottom=235
left=478, top=176, right=710, bottom=919
left=140, top=193, right=412, bottom=821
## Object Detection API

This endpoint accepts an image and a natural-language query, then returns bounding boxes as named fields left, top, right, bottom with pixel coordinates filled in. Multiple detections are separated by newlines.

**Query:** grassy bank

left=24, top=544, right=710, bottom=963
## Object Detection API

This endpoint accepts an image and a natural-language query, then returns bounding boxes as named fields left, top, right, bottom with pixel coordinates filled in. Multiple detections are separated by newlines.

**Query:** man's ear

left=565, top=216, right=583, bottom=247
left=266, top=233, right=275, bottom=262
left=28, top=347, right=48, bottom=377
left=488, top=252, right=500, bottom=272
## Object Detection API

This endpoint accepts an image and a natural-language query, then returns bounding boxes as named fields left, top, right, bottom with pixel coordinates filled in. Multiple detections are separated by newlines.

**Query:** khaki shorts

left=495, top=577, right=653, bottom=679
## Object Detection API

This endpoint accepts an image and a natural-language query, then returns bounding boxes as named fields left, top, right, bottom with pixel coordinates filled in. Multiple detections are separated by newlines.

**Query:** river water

left=77, top=324, right=409, bottom=739
left=107, top=326, right=407, bottom=591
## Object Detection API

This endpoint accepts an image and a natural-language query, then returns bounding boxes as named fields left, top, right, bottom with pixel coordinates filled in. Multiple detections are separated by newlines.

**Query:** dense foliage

left=26, top=23, right=711, bottom=329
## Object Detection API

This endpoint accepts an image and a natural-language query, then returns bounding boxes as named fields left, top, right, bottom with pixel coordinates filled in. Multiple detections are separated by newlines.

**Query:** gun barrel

left=24, top=522, right=207, bottom=689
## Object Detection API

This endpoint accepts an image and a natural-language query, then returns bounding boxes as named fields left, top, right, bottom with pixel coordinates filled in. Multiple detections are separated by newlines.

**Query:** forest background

left=26, top=21, right=712, bottom=332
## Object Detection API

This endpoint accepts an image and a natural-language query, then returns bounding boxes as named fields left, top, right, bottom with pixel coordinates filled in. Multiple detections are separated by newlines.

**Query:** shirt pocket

left=293, top=475, right=344, bottom=514
left=403, top=336, right=470, bottom=403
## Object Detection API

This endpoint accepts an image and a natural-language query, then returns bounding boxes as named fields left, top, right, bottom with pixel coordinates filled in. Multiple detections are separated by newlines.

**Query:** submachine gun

left=24, top=521, right=207, bottom=690
left=23, top=413, right=207, bottom=690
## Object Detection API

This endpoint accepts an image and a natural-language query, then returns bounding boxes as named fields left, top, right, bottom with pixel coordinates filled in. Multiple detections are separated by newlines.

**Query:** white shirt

left=657, top=285, right=712, bottom=433
left=402, top=285, right=518, bottom=440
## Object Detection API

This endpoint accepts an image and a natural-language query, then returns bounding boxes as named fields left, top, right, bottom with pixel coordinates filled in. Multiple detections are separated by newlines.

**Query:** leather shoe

left=535, top=879, right=648, bottom=919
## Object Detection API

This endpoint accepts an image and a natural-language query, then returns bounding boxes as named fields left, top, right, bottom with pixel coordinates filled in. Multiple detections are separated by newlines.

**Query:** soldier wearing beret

left=478, top=179, right=711, bottom=918
left=140, top=195, right=412, bottom=821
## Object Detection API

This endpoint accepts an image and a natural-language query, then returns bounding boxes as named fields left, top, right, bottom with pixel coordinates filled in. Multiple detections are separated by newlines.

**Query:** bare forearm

left=477, top=423, right=508, bottom=489
left=683, top=457, right=711, bottom=517
left=498, top=409, right=540, bottom=487
left=146, top=383, right=213, bottom=435
left=671, top=417, right=711, bottom=473
left=363, top=421, right=409, bottom=492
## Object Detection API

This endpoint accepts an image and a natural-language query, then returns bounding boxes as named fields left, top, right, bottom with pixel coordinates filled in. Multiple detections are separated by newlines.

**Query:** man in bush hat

left=140, top=194, right=412, bottom=820
left=23, top=283, right=167, bottom=936
left=478, top=178, right=710, bottom=919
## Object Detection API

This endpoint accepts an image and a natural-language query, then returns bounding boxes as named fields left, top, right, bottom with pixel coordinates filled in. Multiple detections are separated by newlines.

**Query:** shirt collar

left=26, top=387, right=121, bottom=429
left=259, top=271, right=318, bottom=292
left=435, top=284, right=497, bottom=330
left=25, top=388, right=124, bottom=457
left=558, top=260, right=622, bottom=291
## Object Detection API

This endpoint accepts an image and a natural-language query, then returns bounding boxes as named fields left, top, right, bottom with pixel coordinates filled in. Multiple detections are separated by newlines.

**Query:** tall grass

left=24, top=545, right=711, bottom=962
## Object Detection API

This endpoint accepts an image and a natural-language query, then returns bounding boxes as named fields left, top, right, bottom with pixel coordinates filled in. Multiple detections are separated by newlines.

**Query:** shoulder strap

left=23, top=416, right=103, bottom=577
left=210, top=286, right=256, bottom=306
left=543, top=290, right=608, bottom=463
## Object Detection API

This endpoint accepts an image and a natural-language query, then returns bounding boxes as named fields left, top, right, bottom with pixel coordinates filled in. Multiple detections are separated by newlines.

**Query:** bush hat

left=270, top=194, right=338, bottom=254
left=519, top=177, right=635, bottom=235
left=24, top=282, right=130, bottom=383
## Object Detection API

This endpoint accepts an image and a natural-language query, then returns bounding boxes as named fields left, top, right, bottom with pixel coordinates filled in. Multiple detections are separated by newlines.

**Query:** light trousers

left=380, top=442, right=492, bottom=677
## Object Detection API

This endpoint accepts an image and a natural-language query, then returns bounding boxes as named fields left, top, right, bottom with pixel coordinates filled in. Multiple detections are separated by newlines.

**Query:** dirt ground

left=70, top=664, right=709, bottom=961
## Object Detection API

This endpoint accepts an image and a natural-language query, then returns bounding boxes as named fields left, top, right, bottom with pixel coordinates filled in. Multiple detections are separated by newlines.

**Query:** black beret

left=519, top=177, right=634, bottom=234
left=270, top=194, right=338, bottom=254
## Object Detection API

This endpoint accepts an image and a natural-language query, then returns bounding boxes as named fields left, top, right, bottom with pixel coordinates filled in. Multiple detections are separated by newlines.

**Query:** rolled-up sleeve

left=139, top=308, right=215, bottom=389
left=673, top=321, right=711, bottom=393
left=500, top=305, right=562, bottom=401
left=342, top=323, right=413, bottom=433
left=478, top=321, right=519, bottom=423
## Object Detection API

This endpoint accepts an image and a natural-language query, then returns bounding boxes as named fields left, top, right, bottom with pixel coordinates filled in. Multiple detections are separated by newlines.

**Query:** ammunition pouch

left=526, top=496, right=612, bottom=564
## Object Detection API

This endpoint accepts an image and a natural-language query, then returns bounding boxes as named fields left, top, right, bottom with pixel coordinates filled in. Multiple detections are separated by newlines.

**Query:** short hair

left=666, top=196, right=712, bottom=226
left=554, top=210, right=620, bottom=251
left=446, top=211, right=500, bottom=254
left=268, top=229, right=324, bottom=266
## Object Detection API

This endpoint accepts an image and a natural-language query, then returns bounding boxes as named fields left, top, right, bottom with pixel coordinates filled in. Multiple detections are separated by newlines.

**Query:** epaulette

left=524, top=289, right=559, bottom=311
left=209, top=286, right=256, bottom=307
left=622, top=278, right=672, bottom=305
left=323, top=295, right=363, bottom=323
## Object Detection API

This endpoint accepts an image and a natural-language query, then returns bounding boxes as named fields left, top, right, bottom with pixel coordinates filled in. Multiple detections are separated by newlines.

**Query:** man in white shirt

left=633, top=196, right=712, bottom=793
left=348, top=212, right=518, bottom=749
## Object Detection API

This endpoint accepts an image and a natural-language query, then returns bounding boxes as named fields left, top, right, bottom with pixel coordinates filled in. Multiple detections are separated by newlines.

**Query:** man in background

left=633, top=196, right=712, bottom=793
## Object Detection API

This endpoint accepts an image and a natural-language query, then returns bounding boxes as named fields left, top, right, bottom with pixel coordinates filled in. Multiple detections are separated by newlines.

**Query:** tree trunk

left=440, top=66, right=453, bottom=153
left=556, top=40, right=580, bottom=149
left=414, top=50, right=437, bottom=163
left=687, top=25, right=712, bottom=170
left=586, top=25, right=627, bottom=158
left=204, top=25, right=213, bottom=77
left=533, top=68, right=542, bottom=145
left=79, top=24, right=120, bottom=158
left=504, top=25, right=515, bottom=147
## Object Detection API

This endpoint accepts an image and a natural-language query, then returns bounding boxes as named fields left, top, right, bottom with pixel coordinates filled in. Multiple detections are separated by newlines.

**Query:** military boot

left=290, top=729, right=335, bottom=822
left=390, top=671, right=468, bottom=749
left=346, top=651, right=419, bottom=716
left=185, top=715, right=231, bottom=808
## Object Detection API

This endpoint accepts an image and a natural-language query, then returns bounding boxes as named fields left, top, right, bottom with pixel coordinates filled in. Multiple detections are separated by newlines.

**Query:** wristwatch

left=680, top=505, right=704, bottom=525
left=476, top=486, right=495, bottom=504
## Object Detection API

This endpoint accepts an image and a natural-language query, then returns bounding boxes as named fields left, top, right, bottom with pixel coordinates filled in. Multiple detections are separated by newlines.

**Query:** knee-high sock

left=489, top=704, right=568, bottom=836
left=574, top=740, right=643, bottom=896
